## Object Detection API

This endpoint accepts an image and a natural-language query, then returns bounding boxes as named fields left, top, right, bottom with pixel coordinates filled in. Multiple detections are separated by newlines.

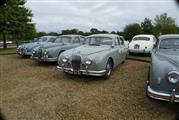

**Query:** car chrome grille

left=71, top=55, right=81, bottom=70
left=38, top=49, right=42, bottom=59
left=134, top=44, right=140, bottom=49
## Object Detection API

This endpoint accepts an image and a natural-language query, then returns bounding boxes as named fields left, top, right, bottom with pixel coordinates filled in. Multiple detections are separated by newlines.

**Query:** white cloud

left=26, top=0, right=179, bottom=32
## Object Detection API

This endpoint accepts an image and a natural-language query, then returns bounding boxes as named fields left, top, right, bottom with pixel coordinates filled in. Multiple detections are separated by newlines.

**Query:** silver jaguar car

left=57, top=34, right=128, bottom=79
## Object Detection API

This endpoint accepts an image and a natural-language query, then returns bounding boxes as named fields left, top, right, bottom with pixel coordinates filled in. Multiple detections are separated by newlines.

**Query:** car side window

left=80, top=37, right=85, bottom=44
left=115, top=38, right=120, bottom=45
left=119, top=37, right=124, bottom=45
left=73, top=37, right=80, bottom=43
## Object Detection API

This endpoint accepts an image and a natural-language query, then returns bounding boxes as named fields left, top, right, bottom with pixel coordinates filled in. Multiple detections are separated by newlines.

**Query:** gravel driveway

left=0, top=55, right=179, bottom=120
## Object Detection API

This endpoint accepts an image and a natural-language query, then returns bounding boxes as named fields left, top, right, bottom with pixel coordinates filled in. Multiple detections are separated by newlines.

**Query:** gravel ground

left=0, top=55, right=179, bottom=120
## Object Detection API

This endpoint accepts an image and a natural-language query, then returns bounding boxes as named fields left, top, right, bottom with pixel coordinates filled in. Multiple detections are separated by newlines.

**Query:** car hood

left=22, top=42, right=40, bottom=49
left=71, top=45, right=110, bottom=56
left=156, top=49, right=179, bottom=66
left=24, top=42, right=39, bottom=48
left=40, top=43, right=63, bottom=49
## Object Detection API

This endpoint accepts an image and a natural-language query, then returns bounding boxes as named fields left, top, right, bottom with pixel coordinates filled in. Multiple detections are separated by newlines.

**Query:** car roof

left=133, top=34, right=154, bottom=38
left=86, top=34, right=121, bottom=38
left=60, top=34, right=83, bottom=37
left=40, top=36, right=57, bottom=38
left=159, top=34, right=179, bottom=40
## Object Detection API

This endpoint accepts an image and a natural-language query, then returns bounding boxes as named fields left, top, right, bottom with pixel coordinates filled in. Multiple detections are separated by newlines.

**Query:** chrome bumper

left=16, top=50, right=31, bottom=56
left=31, top=56, right=57, bottom=62
left=147, top=85, right=179, bottom=103
left=57, top=66, right=106, bottom=76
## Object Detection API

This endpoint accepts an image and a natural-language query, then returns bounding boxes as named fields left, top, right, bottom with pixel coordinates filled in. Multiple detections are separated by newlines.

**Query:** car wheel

left=103, top=59, right=113, bottom=79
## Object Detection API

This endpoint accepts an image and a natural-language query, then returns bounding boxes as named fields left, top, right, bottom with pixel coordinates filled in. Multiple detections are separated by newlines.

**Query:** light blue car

left=31, top=35, right=85, bottom=62
left=16, top=36, right=57, bottom=56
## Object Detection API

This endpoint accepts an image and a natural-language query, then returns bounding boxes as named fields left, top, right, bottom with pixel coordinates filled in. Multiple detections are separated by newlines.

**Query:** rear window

left=133, top=37, right=150, bottom=41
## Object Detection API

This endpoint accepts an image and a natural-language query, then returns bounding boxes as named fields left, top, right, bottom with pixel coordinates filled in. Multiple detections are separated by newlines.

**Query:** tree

left=141, top=18, right=153, bottom=34
left=48, top=32, right=59, bottom=36
left=0, top=0, right=35, bottom=48
left=153, top=13, right=177, bottom=36
left=90, top=28, right=100, bottom=34
left=177, top=27, right=179, bottom=33
left=61, top=28, right=80, bottom=35
left=123, top=23, right=142, bottom=41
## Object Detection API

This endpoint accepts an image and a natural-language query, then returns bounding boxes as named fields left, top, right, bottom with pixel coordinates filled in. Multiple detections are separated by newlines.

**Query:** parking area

left=0, top=55, right=179, bottom=120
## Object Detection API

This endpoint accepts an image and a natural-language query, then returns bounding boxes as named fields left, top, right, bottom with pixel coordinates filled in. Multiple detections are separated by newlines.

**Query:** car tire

left=103, top=59, right=113, bottom=79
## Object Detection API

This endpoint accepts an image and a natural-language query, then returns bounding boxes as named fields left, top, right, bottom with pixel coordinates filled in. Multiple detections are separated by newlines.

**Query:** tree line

left=0, top=0, right=179, bottom=48
left=38, top=13, right=179, bottom=41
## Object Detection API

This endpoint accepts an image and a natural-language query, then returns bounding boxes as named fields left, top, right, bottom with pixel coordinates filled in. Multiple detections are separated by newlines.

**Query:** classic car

left=147, top=34, right=179, bottom=103
left=57, top=34, right=128, bottom=79
left=31, top=35, right=85, bottom=62
left=129, top=35, right=157, bottom=53
left=16, top=36, right=56, bottom=56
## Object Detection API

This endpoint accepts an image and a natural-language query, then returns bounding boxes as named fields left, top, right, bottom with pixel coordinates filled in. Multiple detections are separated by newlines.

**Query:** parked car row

left=17, top=34, right=179, bottom=103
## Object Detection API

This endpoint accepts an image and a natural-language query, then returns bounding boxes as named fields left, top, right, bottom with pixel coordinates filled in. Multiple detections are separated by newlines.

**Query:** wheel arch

left=108, top=57, right=114, bottom=69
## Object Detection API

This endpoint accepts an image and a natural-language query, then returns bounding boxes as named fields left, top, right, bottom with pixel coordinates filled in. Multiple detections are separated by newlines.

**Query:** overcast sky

left=26, top=0, right=179, bottom=33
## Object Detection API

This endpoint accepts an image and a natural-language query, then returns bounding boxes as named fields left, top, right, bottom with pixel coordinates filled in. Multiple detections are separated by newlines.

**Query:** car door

left=119, top=37, right=127, bottom=59
left=114, top=37, right=123, bottom=64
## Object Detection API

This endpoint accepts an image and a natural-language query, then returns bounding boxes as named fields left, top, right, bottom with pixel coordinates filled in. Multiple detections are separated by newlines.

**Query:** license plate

left=134, top=45, right=139, bottom=49
left=73, top=70, right=81, bottom=75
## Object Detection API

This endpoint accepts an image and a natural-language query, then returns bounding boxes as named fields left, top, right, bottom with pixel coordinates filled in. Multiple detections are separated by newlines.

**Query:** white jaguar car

left=128, top=35, right=157, bottom=53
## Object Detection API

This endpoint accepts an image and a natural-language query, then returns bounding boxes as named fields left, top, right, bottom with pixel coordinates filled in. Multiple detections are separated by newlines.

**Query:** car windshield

left=38, top=37, right=48, bottom=42
left=86, top=37, right=113, bottom=46
left=159, top=38, right=179, bottom=49
left=54, top=36, right=72, bottom=43
left=47, top=37, right=56, bottom=42
left=133, top=37, right=150, bottom=41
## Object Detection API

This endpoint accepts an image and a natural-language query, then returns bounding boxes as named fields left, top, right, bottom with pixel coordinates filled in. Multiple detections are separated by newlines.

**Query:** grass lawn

left=0, top=47, right=17, bottom=55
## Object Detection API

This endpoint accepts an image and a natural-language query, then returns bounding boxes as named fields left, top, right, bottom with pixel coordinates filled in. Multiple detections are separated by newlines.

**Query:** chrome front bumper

left=57, top=66, right=106, bottom=76
left=16, top=49, right=31, bottom=56
left=147, top=85, right=179, bottom=103
left=31, top=56, right=57, bottom=62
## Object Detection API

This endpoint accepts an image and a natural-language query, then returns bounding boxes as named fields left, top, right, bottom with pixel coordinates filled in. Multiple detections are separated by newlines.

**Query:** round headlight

left=44, top=50, right=48, bottom=54
left=85, top=60, right=92, bottom=65
left=62, top=58, right=67, bottom=63
left=168, top=71, right=179, bottom=84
